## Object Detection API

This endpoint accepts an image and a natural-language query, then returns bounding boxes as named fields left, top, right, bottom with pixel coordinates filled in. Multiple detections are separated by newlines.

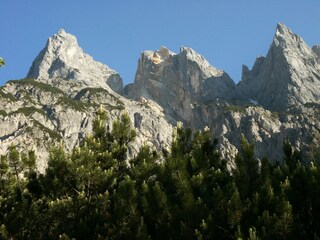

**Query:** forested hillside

left=0, top=108, right=319, bottom=239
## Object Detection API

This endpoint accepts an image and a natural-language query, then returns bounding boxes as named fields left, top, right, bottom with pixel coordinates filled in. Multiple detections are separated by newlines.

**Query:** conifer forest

left=0, top=108, right=320, bottom=240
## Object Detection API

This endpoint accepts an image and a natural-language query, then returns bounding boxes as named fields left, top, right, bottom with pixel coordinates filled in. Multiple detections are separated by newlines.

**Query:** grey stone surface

left=27, top=29, right=123, bottom=94
left=312, top=45, right=320, bottom=58
left=125, top=46, right=238, bottom=126
left=238, top=23, right=320, bottom=111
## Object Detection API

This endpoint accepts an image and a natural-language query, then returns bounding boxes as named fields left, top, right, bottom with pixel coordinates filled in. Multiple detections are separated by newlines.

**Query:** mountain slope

left=0, top=30, right=174, bottom=171
left=0, top=24, right=319, bottom=170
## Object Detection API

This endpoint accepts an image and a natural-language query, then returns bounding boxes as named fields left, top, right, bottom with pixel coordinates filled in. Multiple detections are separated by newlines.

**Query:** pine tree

left=234, top=135, right=260, bottom=200
left=7, top=145, right=23, bottom=188
left=0, top=155, right=9, bottom=189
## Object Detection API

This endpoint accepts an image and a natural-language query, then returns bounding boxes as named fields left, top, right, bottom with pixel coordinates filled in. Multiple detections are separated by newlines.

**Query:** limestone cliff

left=238, top=23, right=320, bottom=111
left=27, top=29, right=123, bottom=94
left=125, top=46, right=238, bottom=126
left=0, top=24, right=319, bottom=170
left=125, top=23, right=320, bottom=163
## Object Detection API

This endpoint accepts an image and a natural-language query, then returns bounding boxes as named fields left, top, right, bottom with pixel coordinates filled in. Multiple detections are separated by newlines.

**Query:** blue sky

left=1, top=1, right=320, bottom=86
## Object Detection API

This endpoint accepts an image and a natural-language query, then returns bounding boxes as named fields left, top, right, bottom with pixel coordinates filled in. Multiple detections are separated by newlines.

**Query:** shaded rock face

left=125, top=46, right=238, bottom=126
left=0, top=24, right=319, bottom=171
left=238, top=23, right=320, bottom=111
left=27, top=29, right=123, bottom=94
left=204, top=104, right=320, bottom=165
left=312, top=45, right=320, bottom=58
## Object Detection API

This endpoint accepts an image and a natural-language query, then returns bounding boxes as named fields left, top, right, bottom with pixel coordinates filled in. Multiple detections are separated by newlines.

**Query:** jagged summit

left=25, top=24, right=320, bottom=114
left=141, top=46, right=175, bottom=65
left=272, top=23, right=314, bottom=57
left=179, top=46, right=226, bottom=78
left=238, top=23, right=320, bottom=111
left=55, top=28, right=77, bottom=42
left=125, top=46, right=237, bottom=126
left=0, top=22, right=319, bottom=171
left=27, top=29, right=123, bottom=93
left=274, top=23, right=296, bottom=43
left=57, top=28, right=69, bottom=36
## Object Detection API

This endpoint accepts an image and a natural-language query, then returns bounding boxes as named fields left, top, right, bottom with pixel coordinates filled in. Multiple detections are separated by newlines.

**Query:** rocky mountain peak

left=141, top=46, right=175, bottom=65
left=27, top=29, right=123, bottom=93
left=55, top=28, right=77, bottom=43
left=178, top=46, right=224, bottom=78
left=0, top=22, right=319, bottom=172
left=56, top=28, right=70, bottom=37
left=274, top=23, right=295, bottom=43
left=272, top=23, right=312, bottom=55
left=125, top=46, right=237, bottom=127
left=238, top=23, right=320, bottom=111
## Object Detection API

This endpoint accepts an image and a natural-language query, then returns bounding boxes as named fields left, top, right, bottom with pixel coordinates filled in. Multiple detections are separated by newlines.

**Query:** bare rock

left=27, top=29, right=123, bottom=93
left=238, top=23, right=320, bottom=111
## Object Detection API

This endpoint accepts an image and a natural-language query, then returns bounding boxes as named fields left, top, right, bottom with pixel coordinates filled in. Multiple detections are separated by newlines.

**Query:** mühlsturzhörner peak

left=0, top=23, right=319, bottom=171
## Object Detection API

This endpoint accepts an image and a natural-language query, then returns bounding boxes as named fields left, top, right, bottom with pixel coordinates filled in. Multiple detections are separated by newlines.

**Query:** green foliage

left=56, top=96, right=92, bottom=112
left=25, top=119, right=62, bottom=141
left=0, top=111, right=319, bottom=239
left=225, top=104, right=247, bottom=113
left=75, top=87, right=125, bottom=110
left=0, top=110, right=7, bottom=116
left=0, top=58, right=4, bottom=67
left=11, top=106, right=46, bottom=117
left=234, top=135, right=260, bottom=199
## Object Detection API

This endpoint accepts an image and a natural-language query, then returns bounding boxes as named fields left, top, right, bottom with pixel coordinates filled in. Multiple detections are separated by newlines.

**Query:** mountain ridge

left=0, top=23, right=319, bottom=171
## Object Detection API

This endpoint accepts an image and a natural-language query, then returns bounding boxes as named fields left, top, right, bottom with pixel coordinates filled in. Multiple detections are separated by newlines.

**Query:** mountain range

left=0, top=23, right=319, bottom=171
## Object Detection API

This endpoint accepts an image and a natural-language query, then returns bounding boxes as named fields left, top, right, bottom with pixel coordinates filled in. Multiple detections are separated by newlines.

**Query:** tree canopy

left=0, top=58, right=4, bottom=67
left=0, top=108, right=319, bottom=239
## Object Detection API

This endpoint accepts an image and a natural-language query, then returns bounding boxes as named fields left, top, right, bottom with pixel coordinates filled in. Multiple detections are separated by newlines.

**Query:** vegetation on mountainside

left=0, top=89, right=16, bottom=102
left=0, top=108, right=319, bottom=239
left=13, top=107, right=46, bottom=117
left=56, top=96, right=95, bottom=112
left=7, top=78, right=65, bottom=96
left=74, top=87, right=125, bottom=110
left=0, top=110, right=7, bottom=117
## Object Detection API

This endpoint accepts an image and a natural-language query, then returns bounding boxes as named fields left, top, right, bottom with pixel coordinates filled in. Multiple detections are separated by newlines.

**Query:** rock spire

left=27, top=29, right=123, bottom=93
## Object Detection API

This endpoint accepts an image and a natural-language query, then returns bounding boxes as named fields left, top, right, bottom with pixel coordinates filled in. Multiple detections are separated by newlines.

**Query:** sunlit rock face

left=27, top=29, right=123, bottom=94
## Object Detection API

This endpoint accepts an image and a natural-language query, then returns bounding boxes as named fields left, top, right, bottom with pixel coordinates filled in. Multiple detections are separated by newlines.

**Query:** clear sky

left=1, top=1, right=320, bottom=86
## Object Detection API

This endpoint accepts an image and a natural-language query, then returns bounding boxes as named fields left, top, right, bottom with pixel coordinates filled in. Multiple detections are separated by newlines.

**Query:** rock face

left=0, top=23, right=319, bottom=171
left=203, top=104, right=320, bottom=165
left=124, top=23, right=320, bottom=163
left=27, top=29, right=123, bottom=93
left=312, top=45, right=320, bottom=58
left=0, top=78, right=172, bottom=172
left=125, top=46, right=239, bottom=126
left=238, top=23, right=320, bottom=111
